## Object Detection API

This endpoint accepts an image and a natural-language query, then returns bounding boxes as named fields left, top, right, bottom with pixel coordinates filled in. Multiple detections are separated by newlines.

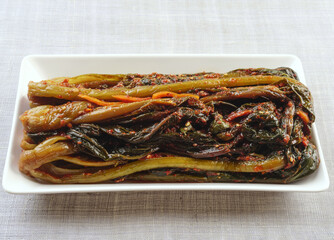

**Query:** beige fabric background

left=0, top=0, right=333, bottom=239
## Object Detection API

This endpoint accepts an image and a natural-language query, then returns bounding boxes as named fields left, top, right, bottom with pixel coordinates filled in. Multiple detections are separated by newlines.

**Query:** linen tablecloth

left=0, top=0, right=333, bottom=239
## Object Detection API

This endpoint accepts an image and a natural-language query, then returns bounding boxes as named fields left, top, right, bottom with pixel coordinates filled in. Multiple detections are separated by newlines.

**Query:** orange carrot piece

left=226, top=110, right=252, bottom=121
left=152, top=91, right=176, bottom=99
left=79, top=91, right=199, bottom=105
left=152, top=91, right=199, bottom=99
left=177, top=93, right=200, bottom=99
left=296, top=110, right=310, bottom=124
left=78, top=94, right=120, bottom=106
left=112, top=95, right=151, bottom=102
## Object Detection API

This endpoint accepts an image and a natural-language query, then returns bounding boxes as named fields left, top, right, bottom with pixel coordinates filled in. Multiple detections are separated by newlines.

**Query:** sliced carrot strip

left=79, top=91, right=199, bottom=106
left=296, top=110, right=310, bottom=124
left=226, top=109, right=252, bottom=121
left=78, top=94, right=120, bottom=106
left=177, top=93, right=200, bottom=99
left=152, top=91, right=199, bottom=99
left=112, top=95, right=151, bottom=102
left=152, top=91, right=176, bottom=99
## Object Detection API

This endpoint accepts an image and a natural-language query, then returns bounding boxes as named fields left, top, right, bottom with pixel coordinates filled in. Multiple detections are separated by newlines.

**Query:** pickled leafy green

left=19, top=68, right=319, bottom=184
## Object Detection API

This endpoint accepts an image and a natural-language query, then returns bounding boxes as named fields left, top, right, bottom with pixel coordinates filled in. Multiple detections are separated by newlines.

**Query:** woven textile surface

left=0, top=0, right=333, bottom=239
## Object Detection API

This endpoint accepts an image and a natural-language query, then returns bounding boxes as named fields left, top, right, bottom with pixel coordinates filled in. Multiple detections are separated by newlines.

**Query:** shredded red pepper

left=296, top=110, right=310, bottom=125
left=152, top=91, right=199, bottom=99
left=112, top=95, right=151, bottom=102
left=226, top=109, right=252, bottom=121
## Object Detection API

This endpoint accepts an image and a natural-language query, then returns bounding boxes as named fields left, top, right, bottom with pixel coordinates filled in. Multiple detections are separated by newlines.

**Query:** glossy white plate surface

left=2, top=54, right=329, bottom=194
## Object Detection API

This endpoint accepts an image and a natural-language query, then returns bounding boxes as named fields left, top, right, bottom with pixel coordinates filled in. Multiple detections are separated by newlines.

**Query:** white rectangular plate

left=2, top=54, right=330, bottom=194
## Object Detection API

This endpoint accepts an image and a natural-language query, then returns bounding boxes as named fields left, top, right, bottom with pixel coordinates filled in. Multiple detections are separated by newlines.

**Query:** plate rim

left=2, top=54, right=330, bottom=194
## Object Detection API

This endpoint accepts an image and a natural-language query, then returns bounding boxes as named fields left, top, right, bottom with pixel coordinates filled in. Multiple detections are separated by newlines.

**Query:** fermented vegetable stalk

left=19, top=68, right=319, bottom=184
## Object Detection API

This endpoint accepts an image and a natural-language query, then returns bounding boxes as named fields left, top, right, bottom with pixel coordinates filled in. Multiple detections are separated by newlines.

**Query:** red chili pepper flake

left=65, top=135, right=72, bottom=140
left=67, top=123, right=73, bottom=128
left=302, top=137, right=309, bottom=146
left=60, top=120, right=66, bottom=126
left=60, top=79, right=70, bottom=87
left=77, top=141, right=82, bottom=145
left=254, top=166, right=263, bottom=172
left=207, top=172, right=219, bottom=176
left=283, top=135, right=290, bottom=144
left=238, top=155, right=251, bottom=161
left=197, top=91, right=209, bottom=97
left=165, top=170, right=172, bottom=176
left=108, top=129, right=114, bottom=134
left=115, top=178, right=125, bottom=183
left=193, top=168, right=200, bottom=172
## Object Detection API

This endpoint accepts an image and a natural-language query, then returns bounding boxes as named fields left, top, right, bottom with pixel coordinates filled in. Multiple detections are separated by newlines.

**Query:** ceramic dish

left=2, top=54, right=329, bottom=194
